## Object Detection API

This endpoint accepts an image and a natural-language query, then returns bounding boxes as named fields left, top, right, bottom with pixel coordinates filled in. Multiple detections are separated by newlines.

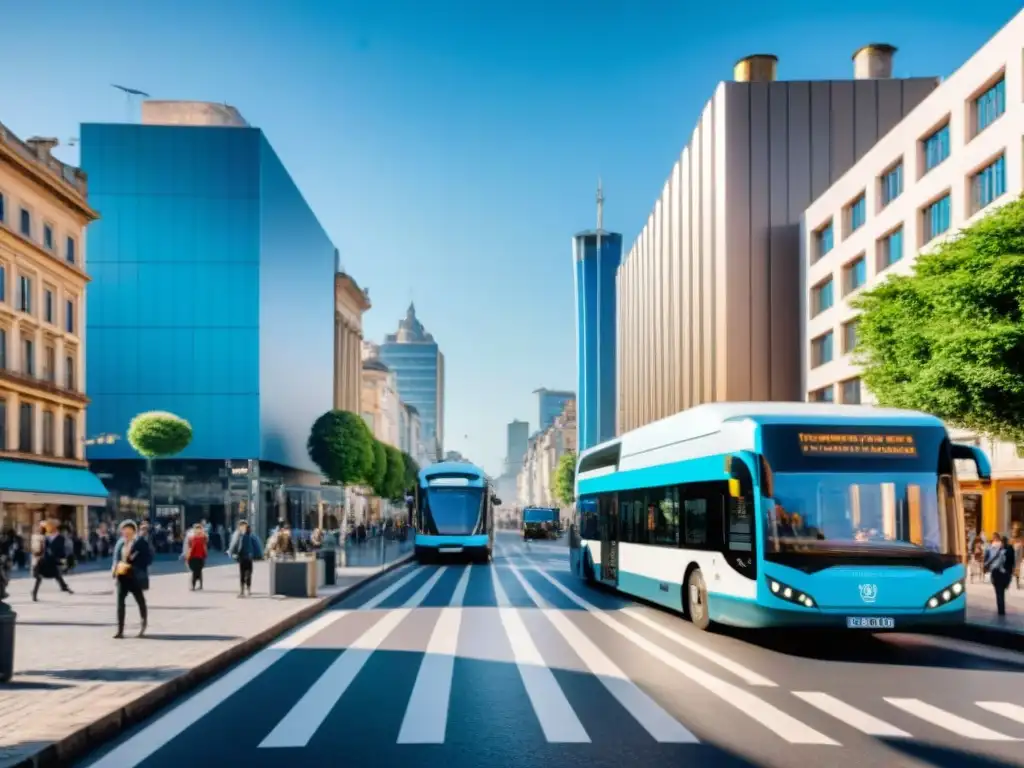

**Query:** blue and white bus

left=569, top=403, right=991, bottom=632
left=414, top=461, right=499, bottom=563
left=522, top=507, right=560, bottom=540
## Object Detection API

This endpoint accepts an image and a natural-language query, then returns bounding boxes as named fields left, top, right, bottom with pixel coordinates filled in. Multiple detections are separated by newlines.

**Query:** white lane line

left=397, top=567, right=472, bottom=744
left=507, top=563, right=696, bottom=744
left=620, top=608, right=776, bottom=688
left=792, top=692, right=911, bottom=738
left=260, top=567, right=447, bottom=748
left=885, top=698, right=1017, bottom=741
left=490, top=565, right=590, bottom=743
left=359, top=564, right=429, bottom=610
left=977, top=701, right=1024, bottom=726
left=532, top=567, right=836, bottom=745
left=86, top=565, right=424, bottom=767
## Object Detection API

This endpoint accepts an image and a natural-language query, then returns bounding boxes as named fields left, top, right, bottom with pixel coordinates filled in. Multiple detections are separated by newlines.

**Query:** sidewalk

left=0, top=539, right=412, bottom=768
left=963, top=579, right=1024, bottom=638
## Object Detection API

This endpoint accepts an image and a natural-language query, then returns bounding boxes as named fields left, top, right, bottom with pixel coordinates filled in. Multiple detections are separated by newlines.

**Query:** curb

left=11, top=553, right=415, bottom=768
left=932, top=621, right=1024, bottom=651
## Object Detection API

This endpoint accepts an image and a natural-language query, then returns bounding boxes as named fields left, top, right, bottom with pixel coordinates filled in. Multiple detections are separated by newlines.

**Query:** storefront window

left=962, top=493, right=982, bottom=538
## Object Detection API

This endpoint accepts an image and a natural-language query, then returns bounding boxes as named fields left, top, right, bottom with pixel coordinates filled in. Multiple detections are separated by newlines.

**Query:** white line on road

left=792, top=692, right=911, bottom=737
left=976, top=701, right=1024, bottom=726
left=397, top=567, right=472, bottom=744
left=531, top=567, right=837, bottom=745
left=885, top=698, right=1017, bottom=741
left=507, top=563, right=697, bottom=744
left=260, top=567, right=447, bottom=748
left=490, top=565, right=591, bottom=742
left=359, top=564, right=428, bottom=610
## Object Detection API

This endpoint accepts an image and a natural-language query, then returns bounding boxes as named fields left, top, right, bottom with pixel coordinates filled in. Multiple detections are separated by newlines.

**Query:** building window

left=812, top=278, right=834, bottom=315
left=847, top=194, right=866, bottom=233
left=975, top=78, right=1005, bottom=134
left=843, top=319, right=859, bottom=354
left=64, top=414, right=76, bottom=458
left=65, top=355, right=75, bottom=390
left=878, top=227, right=904, bottom=270
left=0, top=264, right=5, bottom=303
left=65, top=299, right=75, bottom=333
left=923, top=124, right=950, bottom=172
left=44, top=346, right=55, bottom=383
left=19, top=208, right=30, bottom=238
left=809, top=386, right=834, bottom=403
left=815, top=221, right=834, bottom=260
left=972, top=154, right=1006, bottom=212
left=881, top=163, right=903, bottom=206
left=0, top=328, right=6, bottom=370
left=43, top=224, right=54, bottom=251
left=44, top=288, right=54, bottom=323
left=42, top=410, right=54, bottom=456
left=0, top=399, right=5, bottom=451
left=22, top=337, right=34, bottom=377
left=843, top=255, right=867, bottom=294
left=17, top=275, right=31, bottom=313
left=66, top=236, right=76, bottom=265
left=812, top=331, right=834, bottom=367
left=923, top=195, right=952, bottom=243
left=0, top=192, right=5, bottom=223
left=841, top=378, right=862, bottom=404
left=19, top=402, right=33, bottom=453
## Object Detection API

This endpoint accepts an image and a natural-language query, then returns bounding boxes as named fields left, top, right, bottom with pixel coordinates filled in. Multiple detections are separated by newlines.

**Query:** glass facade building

left=535, top=388, right=575, bottom=434
left=79, top=118, right=338, bottom=536
left=572, top=230, right=622, bottom=450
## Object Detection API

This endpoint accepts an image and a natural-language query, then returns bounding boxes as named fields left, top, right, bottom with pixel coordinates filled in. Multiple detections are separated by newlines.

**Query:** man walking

left=228, top=520, right=262, bottom=597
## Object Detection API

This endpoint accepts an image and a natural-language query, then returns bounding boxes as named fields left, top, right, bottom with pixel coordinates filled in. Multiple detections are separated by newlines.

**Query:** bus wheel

left=687, top=569, right=711, bottom=631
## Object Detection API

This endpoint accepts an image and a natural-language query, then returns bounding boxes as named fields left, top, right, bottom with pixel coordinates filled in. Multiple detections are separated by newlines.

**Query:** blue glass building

left=572, top=229, right=622, bottom=450
left=534, top=388, right=576, bottom=433
left=79, top=108, right=339, bottom=535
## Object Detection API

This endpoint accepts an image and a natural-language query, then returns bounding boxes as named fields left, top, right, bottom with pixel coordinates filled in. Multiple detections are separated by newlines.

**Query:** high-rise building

left=573, top=179, right=622, bottom=450
left=0, top=123, right=106, bottom=534
left=379, top=303, right=444, bottom=461
left=505, top=418, right=529, bottom=475
left=534, top=388, right=575, bottom=433
left=616, top=49, right=939, bottom=433
left=80, top=101, right=341, bottom=536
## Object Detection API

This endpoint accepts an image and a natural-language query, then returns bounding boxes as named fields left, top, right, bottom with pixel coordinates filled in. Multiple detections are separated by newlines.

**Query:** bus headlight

left=924, top=579, right=965, bottom=609
left=766, top=577, right=817, bottom=609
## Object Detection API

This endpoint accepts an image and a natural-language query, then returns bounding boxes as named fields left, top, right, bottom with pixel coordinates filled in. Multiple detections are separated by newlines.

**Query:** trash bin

left=0, top=603, right=15, bottom=684
left=270, top=557, right=318, bottom=598
left=319, top=548, right=337, bottom=586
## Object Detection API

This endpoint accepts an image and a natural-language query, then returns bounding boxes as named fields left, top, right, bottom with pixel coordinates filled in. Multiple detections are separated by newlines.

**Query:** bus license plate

left=439, top=547, right=463, bottom=554
left=847, top=617, right=895, bottom=629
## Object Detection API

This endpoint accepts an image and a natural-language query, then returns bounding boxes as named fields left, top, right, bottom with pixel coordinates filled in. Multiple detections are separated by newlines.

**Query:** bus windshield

left=425, top=487, right=484, bottom=535
left=764, top=472, right=962, bottom=559
left=524, top=508, right=557, bottom=524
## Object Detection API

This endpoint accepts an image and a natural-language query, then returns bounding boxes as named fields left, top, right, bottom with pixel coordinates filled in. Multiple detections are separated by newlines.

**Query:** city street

left=79, top=531, right=1024, bottom=768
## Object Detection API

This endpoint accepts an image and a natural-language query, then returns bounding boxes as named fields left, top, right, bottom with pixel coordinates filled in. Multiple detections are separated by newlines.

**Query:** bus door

left=599, top=494, right=619, bottom=585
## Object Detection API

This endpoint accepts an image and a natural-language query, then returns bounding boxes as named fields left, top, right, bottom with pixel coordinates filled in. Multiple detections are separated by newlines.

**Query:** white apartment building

left=801, top=11, right=1024, bottom=537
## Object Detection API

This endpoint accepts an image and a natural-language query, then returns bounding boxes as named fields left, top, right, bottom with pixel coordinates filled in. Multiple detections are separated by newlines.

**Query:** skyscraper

left=534, top=388, right=575, bottom=433
left=379, top=304, right=445, bottom=461
left=573, top=180, right=623, bottom=450
left=505, top=419, right=529, bottom=475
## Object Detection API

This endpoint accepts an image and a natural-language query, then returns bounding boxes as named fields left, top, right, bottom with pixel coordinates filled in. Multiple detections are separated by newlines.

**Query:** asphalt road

left=79, top=531, right=1024, bottom=768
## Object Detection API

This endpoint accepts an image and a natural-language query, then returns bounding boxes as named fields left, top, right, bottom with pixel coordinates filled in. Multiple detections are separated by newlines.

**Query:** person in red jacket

left=183, top=523, right=208, bottom=590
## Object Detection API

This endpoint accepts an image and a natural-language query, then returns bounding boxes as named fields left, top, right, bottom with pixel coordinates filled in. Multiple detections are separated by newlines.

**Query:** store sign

left=798, top=432, right=917, bottom=458
left=155, top=505, right=182, bottom=519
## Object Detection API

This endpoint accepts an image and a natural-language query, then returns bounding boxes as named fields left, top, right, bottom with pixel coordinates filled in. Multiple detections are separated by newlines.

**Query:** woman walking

left=31, top=521, right=73, bottom=601
left=984, top=532, right=1015, bottom=617
left=184, top=523, right=208, bottom=590
left=111, top=521, right=152, bottom=638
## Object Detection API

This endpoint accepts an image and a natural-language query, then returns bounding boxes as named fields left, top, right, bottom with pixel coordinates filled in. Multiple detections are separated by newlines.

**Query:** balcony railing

left=0, top=121, right=88, bottom=197
left=0, top=366, right=88, bottom=404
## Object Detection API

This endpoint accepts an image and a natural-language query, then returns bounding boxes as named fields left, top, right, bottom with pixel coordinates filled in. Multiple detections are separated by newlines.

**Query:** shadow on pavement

left=18, top=667, right=186, bottom=682
left=0, top=680, right=72, bottom=690
left=141, top=633, right=241, bottom=642
left=880, top=737, right=1024, bottom=767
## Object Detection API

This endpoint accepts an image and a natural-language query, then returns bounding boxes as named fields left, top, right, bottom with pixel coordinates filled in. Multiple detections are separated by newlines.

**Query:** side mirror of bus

left=492, top=496, right=503, bottom=506
left=951, top=443, right=992, bottom=483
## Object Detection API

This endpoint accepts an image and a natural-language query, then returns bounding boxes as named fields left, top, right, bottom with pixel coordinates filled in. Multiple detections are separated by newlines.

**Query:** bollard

left=0, top=603, right=15, bottom=684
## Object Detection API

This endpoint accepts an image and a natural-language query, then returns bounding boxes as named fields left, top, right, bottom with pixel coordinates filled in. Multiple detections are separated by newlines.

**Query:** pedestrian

left=183, top=522, right=208, bottom=590
left=228, top=520, right=262, bottom=597
left=31, top=521, right=73, bottom=601
left=111, top=520, right=152, bottom=638
left=983, top=532, right=1014, bottom=617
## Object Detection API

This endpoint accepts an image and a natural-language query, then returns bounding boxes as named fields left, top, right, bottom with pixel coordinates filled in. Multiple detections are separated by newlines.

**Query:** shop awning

left=0, top=459, right=110, bottom=506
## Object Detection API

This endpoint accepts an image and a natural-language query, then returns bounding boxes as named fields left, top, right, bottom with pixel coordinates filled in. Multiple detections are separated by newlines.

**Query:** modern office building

left=378, top=303, right=444, bottom=461
left=0, top=123, right=106, bottom=534
left=505, top=418, right=529, bottom=475
left=616, top=47, right=939, bottom=433
left=80, top=101, right=341, bottom=537
left=802, top=11, right=1024, bottom=537
left=334, top=252, right=371, bottom=414
left=534, top=387, right=575, bottom=433
left=573, top=180, right=623, bottom=450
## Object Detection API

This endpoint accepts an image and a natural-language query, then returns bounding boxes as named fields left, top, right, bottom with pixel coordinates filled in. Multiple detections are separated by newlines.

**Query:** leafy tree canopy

left=368, top=439, right=388, bottom=496
left=128, top=411, right=193, bottom=459
left=853, top=196, right=1024, bottom=443
left=307, top=410, right=375, bottom=486
left=551, top=450, right=577, bottom=507
left=401, top=452, right=420, bottom=492
left=383, top=445, right=406, bottom=500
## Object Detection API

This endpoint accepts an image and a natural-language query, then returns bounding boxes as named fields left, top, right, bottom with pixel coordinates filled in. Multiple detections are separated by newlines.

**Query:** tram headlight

left=924, top=579, right=966, bottom=609
left=766, top=577, right=817, bottom=609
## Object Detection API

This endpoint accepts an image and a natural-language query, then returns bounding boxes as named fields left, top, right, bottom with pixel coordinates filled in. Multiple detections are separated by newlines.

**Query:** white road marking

left=977, top=701, right=1024, bottom=726
left=507, top=563, right=697, bottom=743
left=397, top=567, right=472, bottom=743
left=792, top=692, right=911, bottom=737
left=885, top=698, right=1017, bottom=741
left=260, top=567, right=447, bottom=748
left=532, top=567, right=836, bottom=745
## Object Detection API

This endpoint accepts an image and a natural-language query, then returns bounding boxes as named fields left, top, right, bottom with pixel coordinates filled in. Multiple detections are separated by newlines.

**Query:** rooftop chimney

left=853, top=44, right=896, bottom=79
left=25, top=137, right=59, bottom=160
left=734, top=55, right=778, bottom=83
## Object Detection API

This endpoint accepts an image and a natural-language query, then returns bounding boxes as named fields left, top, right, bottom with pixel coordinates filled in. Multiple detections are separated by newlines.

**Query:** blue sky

left=2, top=0, right=1019, bottom=475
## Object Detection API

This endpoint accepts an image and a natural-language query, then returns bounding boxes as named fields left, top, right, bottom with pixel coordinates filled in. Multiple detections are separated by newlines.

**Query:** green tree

left=383, top=444, right=406, bottom=500
left=551, top=450, right=577, bottom=507
left=127, top=411, right=193, bottom=458
left=401, top=451, right=420, bottom=491
left=853, top=196, right=1024, bottom=443
left=367, top=439, right=388, bottom=496
left=307, top=410, right=375, bottom=486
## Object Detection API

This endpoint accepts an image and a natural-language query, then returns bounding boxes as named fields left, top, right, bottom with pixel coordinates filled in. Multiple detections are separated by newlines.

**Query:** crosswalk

left=89, top=555, right=1024, bottom=766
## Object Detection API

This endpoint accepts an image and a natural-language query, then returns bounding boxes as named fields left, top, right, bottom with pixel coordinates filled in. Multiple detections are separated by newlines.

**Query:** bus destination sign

left=798, top=431, right=917, bottom=458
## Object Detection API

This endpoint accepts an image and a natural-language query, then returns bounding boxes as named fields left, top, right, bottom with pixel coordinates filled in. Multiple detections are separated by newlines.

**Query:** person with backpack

left=183, top=522, right=209, bottom=590
left=984, top=532, right=1016, bottom=617
left=228, top=519, right=263, bottom=597
left=31, top=521, right=73, bottom=601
